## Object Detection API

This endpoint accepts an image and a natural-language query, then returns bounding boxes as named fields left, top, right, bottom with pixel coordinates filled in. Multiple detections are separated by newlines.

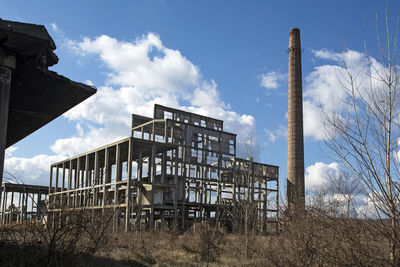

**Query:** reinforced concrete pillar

left=149, top=144, right=156, bottom=230
left=84, top=155, right=89, bottom=207
left=173, top=151, right=178, bottom=228
left=1, top=186, right=6, bottom=224
left=125, top=138, right=132, bottom=231
left=0, top=48, right=15, bottom=208
left=137, top=151, right=143, bottom=231
left=9, top=191, right=13, bottom=224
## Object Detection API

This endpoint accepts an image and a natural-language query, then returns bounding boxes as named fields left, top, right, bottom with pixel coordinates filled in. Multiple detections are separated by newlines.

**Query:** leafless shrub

left=0, top=208, right=114, bottom=266
left=321, top=3, right=400, bottom=264
left=259, top=211, right=390, bottom=266
left=179, top=222, right=225, bottom=265
left=0, top=170, right=117, bottom=266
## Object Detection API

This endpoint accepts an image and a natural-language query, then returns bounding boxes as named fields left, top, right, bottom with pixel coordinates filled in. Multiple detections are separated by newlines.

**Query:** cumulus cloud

left=260, top=71, right=287, bottom=91
left=305, top=162, right=341, bottom=189
left=5, top=32, right=256, bottom=184
left=260, top=48, right=384, bottom=145
left=5, top=146, right=18, bottom=158
left=264, top=125, right=287, bottom=142
left=311, top=49, right=342, bottom=62
left=302, top=101, right=324, bottom=139
left=305, top=161, right=376, bottom=217
left=302, top=49, right=370, bottom=140
left=304, top=161, right=385, bottom=218
left=84, top=79, right=94, bottom=86
left=4, top=154, right=66, bottom=185
left=261, top=50, right=365, bottom=141
left=355, top=192, right=388, bottom=219
left=67, top=33, right=199, bottom=93
left=50, top=22, right=59, bottom=32
left=62, top=33, right=255, bottom=146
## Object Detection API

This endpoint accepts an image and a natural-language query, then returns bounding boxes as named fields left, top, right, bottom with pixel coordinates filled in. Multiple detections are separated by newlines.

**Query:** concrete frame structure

left=48, top=105, right=279, bottom=232
left=287, top=28, right=305, bottom=212
left=0, top=183, right=53, bottom=225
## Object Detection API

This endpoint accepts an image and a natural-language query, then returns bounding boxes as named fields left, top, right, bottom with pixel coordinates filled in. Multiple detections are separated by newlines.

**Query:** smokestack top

left=289, top=28, right=301, bottom=49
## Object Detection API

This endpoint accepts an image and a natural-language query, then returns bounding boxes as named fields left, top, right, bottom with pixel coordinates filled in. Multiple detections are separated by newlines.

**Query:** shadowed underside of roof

left=0, top=18, right=96, bottom=147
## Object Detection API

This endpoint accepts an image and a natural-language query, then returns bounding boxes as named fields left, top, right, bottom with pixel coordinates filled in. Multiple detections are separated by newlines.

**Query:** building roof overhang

left=0, top=19, right=96, bottom=147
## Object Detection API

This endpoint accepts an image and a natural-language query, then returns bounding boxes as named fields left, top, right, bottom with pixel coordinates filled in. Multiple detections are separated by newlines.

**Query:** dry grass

left=0, top=211, right=395, bottom=266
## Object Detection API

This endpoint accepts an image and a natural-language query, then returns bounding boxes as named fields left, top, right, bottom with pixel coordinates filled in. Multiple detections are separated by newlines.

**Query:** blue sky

left=2, top=0, right=399, bottom=205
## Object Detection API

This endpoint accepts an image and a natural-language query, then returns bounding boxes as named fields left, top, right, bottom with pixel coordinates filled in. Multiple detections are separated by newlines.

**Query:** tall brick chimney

left=287, top=28, right=305, bottom=212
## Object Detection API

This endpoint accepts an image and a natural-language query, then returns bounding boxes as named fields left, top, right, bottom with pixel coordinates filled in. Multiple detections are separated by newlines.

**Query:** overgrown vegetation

left=0, top=210, right=395, bottom=266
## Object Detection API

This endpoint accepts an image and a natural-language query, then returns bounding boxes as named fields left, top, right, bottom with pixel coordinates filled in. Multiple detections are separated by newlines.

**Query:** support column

left=149, top=144, right=156, bottom=229
left=49, top=165, right=55, bottom=223
left=17, top=192, right=21, bottom=222
left=78, top=158, right=83, bottom=207
left=75, top=159, right=80, bottom=208
left=216, top=133, right=222, bottom=229
left=9, top=191, right=13, bottom=224
left=125, top=139, right=132, bottom=231
left=21, top=190, right=25, bottom=222
left=67, top=160, right=72, bottom=207
left=38, top=191, right=42, bottom=220
left=4, top=189, right=8, bottom=224
left=84, top=155, right=89, bottom=207
left=137, top=151, right=143, bottom=231
left=49, top=166, right=53, bottom=196
left=1, top=186, right=6, bottom=224
left=276, top=176, right=279, bottom=233
left=0, top=50, right=15, bottom=206
left=30, top=193, right=34, bottom=222
left=61, top=163, right=65, bottom=208
left=173, top=151, right=178, bottom=228
left=103, top=148, right=109, bottom=214
left=249, top=158, right=254, bottom=203
left=161, top=152, right=166, bottom=184
left=114, top=144, right=121, bottom=230
left=258, top=176, right=262, bottom=232
left=161, top=210, right=165, bottom=231
left=24, top=190, right=27, bottom=221
left=94, top=152, right=99, bottom=207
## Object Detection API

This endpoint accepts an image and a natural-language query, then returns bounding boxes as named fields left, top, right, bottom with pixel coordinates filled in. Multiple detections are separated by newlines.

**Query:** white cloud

left=5, top=32, right=256, bottom=184
left=67, top=33, right=199, bottom=93
left=4, top=154, right=66, bottom=185
left=50, top=123, right=128, bottom=157
left=260, top=71, right=286, bottom=91
left=312, top=49, right=342, bottom=62
left=259, top=48, right=378, bottom=142
left=303, top=49, right=369, bottom=140
left=305, top=65, right=345, bottom=110
left=62, top=33, right=255, bottom=146
left=355, top=192, right=386, bottom=219
left=305, top=161, right=385, bottom=218
left=303, top=100, right=325, bottom=140
left=84, top=79, right=94, bottom=86
left=76, top=123, right=84, bottom=137
left=264, top=125, right=287, bottom=142
left=50, top=22, right=59, bottom=32
left=261, top=50, right=364, bottom=141
left=5, top=146, right=18, bottom=159
left=305, top=162, right=341, bottom=190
